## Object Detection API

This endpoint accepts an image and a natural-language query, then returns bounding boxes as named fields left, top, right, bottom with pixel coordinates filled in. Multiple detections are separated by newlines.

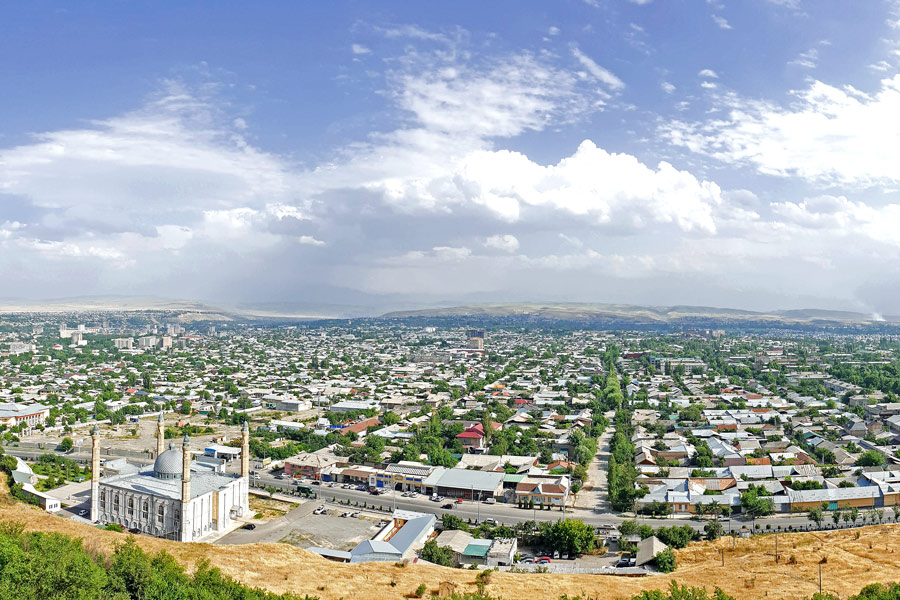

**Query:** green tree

left=855, top=450, right=887, bottom=467
left=542, top=518, right=596, bottom=556
left=58, top=437, right=74, bottom=453
left=704, top=520, right=724, bottom=541
left=654, top=548, right=677, bottom=573
left=419, top=540, right=455, bottom=567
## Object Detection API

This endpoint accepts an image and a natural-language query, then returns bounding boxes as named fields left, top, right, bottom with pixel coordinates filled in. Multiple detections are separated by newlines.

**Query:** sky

left=2, top=1, right=900, bottom=315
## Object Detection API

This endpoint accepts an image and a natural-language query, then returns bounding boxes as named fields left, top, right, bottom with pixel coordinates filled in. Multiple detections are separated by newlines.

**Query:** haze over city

left=3, top=2, right=900, bottom=313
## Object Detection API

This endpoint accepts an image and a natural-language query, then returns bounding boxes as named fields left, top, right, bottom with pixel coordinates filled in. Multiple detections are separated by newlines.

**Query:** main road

left=247, top=470, right=894, bottom=535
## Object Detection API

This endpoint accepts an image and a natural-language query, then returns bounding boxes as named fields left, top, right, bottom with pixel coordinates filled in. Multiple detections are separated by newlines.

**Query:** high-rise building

left=466, top=329, right=485, bottom=350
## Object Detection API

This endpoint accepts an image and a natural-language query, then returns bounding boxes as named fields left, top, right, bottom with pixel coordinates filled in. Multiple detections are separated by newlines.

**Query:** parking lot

left=218, top=500, right=388, bottom=551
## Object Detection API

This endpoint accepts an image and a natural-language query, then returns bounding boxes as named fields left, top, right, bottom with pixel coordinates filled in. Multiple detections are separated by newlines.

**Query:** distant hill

left=380, top=302, right=900, bottom=327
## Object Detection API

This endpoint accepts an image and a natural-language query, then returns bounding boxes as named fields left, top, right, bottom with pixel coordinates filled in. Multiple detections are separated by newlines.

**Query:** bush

left=103, top=523, right=125, bottom=532
left=654, top=548, right=677, bottom=573
left=413, top=583, right=427, bottom=597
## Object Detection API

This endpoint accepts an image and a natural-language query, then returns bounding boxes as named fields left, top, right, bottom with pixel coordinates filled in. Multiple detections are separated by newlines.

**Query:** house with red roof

left=456, top=422, right=501, bottom=453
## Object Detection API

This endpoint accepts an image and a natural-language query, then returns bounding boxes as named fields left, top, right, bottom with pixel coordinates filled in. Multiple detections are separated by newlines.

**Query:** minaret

left=241, top=421, right=250, bottom=479
left=156, top=412, right=165, bottom=457
left=240, top=421, right=250, bottom=515
left=181, top=434, right=191, bottom=541
left=90, top=425, right=100, bottom=522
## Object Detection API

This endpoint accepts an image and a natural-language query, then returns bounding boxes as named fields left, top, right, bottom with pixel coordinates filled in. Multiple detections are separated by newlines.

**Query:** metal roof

left=462, top=541, right=492, bottom=557
left=435, top=469, right=504, bottom=492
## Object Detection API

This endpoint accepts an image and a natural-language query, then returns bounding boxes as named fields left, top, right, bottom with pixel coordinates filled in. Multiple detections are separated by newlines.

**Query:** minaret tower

left=90, top=425, right=100, bottom=522
left=240, top=420, right=250, bottom=513
left=156, top=412, right=165, bottom=457
left=181, top=434, right=191, bottom=541
left=241, top=420, right=250, bottom=479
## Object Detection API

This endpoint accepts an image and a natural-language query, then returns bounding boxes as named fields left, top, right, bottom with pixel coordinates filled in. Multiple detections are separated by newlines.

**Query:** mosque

left=90, top=414, right=250, bottom=542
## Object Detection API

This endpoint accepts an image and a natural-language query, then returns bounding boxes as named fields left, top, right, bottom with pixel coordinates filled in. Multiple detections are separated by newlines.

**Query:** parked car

left=313, top=506, right=326, bottom=515
left=242, top=523, right=256, bottom=531
left=483, top=497, right=496, bottom=504
left=455, top=497, right=463, bottom=504
left=128, top=528, right=141, bottom=534
left=484, top=518, right=497, bottom=525
left=351, top=511, right=360, bottom=518
left=535, top=557, right=551, bottom=564
left=341, top=512, right=351, bottom=518
left=78, top=509, right=88, bottom=517
left=520, top=557, right=534, bottom=564
left=328, top=482, right=336, bottom=487
left=441, top=503, right=454, bottom=509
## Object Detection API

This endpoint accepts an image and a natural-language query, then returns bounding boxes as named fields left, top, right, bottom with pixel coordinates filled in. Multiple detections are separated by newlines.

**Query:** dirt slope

left=3, top=488, right=899, bottom=600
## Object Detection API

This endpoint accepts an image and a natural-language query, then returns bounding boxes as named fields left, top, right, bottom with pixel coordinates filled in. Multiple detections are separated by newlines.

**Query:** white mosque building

left=90, top=414, right=250, bottom=542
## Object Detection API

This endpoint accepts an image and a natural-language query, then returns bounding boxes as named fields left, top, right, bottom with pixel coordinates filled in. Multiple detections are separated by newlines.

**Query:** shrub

left=654, top=548, right=677, bottom=573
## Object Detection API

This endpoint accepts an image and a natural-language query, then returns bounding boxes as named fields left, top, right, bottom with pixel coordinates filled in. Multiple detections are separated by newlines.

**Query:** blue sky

left=2, top=1, right=900, bottom=314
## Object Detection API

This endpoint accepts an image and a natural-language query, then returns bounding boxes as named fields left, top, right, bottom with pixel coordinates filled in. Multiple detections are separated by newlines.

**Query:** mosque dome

left=153, top=443, right=184, bottom=479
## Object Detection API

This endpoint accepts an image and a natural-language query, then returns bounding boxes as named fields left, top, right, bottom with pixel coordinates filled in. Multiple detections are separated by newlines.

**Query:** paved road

left=248, top=471, right=899, bottom=534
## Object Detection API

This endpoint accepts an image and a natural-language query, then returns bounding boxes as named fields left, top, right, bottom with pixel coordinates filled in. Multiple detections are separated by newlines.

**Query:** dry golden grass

left=248, top=495, right=298, bottom=521
left=2, top=475, right=899, bottom=600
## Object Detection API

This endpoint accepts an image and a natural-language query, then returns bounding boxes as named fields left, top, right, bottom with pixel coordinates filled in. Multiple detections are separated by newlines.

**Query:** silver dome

left=153, top=443, right=184, bottom=479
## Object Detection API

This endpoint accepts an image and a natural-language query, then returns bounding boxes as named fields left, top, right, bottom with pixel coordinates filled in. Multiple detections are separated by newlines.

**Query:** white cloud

left=548, top=26, right=560, bottom=36
left=700, top=81, right=718, bottom=89
left=299, top=235, right=326, bottom=246
left=698, top=69, right=719, bottom=78
left=484, top=234, right=520, bottom=252
left=661, top=81, right=676, bottom=94
left=570, top=46, right=625, bottom=90
left=789, top=48, right=819, bottom=68
left=662, top=74, right=900, bottom=186
left=448, top=140, right=722, bottom=232
left=711, top=15, right=732, bottom=29
left=351, top=44, right=371, bottom=55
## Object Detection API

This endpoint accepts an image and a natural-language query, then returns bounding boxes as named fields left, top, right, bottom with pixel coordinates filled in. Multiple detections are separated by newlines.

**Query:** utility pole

left=477, top=489, right=481, bottom=523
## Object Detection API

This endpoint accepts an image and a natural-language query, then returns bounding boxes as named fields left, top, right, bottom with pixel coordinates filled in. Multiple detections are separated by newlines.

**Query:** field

left=3, top=479, right=900, bottom=600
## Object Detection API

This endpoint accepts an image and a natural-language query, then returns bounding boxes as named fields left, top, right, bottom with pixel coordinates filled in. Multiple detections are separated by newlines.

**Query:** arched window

left=142, top=501, right=149, bottom=520
left=127, top=497, right=134, bottom=516
left=100, top=490, right=106, bottom=509
left=113, top=494, right=120, bottom=511
left=157, top=504, right=164, bottom=524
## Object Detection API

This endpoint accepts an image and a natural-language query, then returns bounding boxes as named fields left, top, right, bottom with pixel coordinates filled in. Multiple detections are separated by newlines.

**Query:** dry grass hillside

left=3, top=484, right=900, bottom=600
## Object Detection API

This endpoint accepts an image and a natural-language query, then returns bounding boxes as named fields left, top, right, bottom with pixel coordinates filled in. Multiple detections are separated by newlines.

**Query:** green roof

left=462, top=542, right=491, bottom=557
left=503, top=474, right=526, bottom=483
